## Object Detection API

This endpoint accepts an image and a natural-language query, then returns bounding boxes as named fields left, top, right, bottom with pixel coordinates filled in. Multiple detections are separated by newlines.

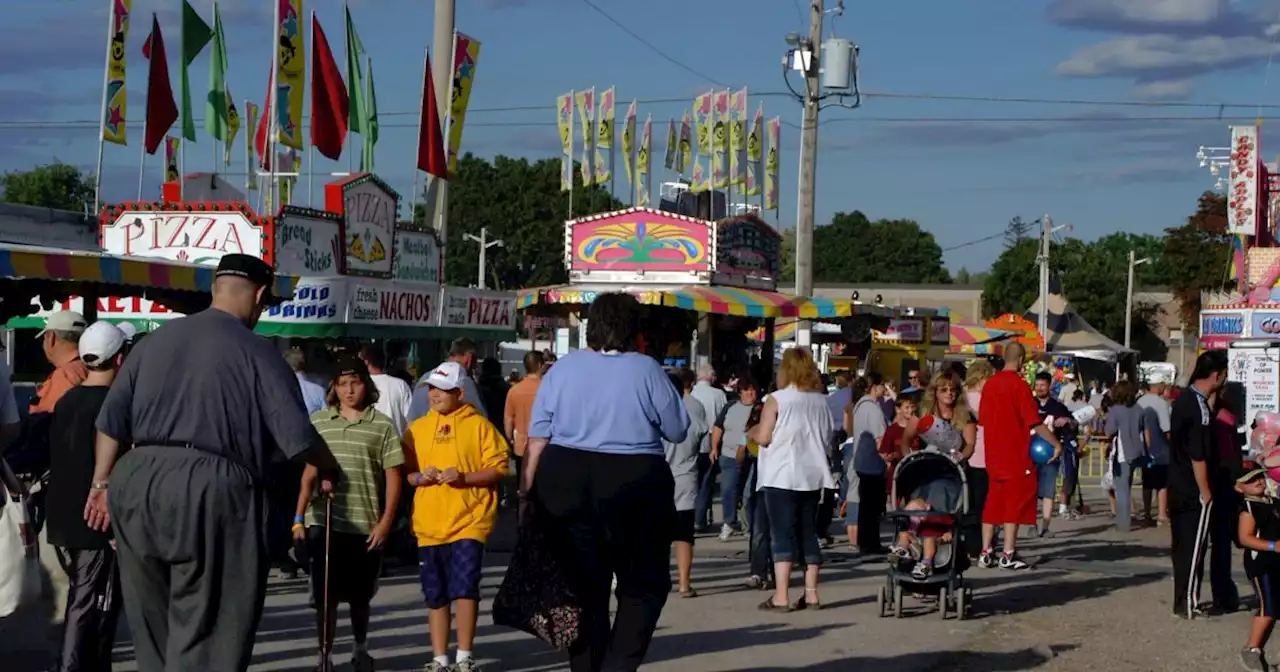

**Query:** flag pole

left=93, top=6, right=113, bottom=215
left=268, top=0, right=281, bottom=212
left=212, top=0, right=220, bottom=178
left=410, top=48, right=427, bottom=225
left=307, top=10, right=315, bottom=206
left=345, top=0, right=354, bottom=176
left=244, top=98, right=252, bottom=194
left=137, top=139, right=146, bottom=200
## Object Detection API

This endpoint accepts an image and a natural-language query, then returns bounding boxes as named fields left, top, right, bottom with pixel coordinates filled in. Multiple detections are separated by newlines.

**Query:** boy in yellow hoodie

left=403, top=361, right=509, bottom=672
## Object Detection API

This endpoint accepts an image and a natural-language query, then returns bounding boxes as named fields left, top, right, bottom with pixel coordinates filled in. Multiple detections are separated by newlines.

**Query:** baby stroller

left=876, top=450, right=973, bottom=620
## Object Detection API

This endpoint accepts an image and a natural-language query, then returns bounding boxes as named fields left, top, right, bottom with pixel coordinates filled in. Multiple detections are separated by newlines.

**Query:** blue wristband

left=293, top=515, right=305, bottom=524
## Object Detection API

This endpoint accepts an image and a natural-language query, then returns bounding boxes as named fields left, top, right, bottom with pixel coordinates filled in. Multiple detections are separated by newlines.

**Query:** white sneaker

left=718, top=524, right=733, bottom=541
left=1058, top=504, right=1068, bottom=517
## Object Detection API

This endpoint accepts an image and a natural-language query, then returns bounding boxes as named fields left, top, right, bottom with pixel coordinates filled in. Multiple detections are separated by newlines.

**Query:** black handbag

left=492, top=503, right=583, bottom=651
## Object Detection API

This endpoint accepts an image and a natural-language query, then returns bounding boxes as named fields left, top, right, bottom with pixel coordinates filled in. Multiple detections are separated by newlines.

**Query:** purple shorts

left=418, top=539, right=485, bottom=609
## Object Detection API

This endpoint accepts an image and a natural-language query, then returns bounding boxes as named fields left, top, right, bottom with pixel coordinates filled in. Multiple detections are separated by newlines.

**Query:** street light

left=1124, top=249, right=1152, bottom=350
left=464, top=227, right=504, bottom=290
left=1196, top=145, right=1231, bottom=191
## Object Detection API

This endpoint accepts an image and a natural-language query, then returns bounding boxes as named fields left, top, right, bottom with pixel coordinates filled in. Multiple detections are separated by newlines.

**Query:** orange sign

left=984, top=313, right=1045, bottom=351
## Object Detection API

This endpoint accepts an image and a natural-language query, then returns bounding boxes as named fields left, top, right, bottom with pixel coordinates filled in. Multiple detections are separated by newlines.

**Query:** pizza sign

left=102, top=210, right=266, bottom=264
left=325, top=176, right=399, bottom=278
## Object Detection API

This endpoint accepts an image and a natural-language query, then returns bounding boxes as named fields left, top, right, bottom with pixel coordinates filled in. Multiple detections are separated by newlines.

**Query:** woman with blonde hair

left=963, top=360, right=995, bottom=559
left=750, top=347, right=836, bottom=611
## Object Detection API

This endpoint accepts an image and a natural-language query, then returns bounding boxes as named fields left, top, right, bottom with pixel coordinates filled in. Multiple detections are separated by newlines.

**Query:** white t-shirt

left=757, top=386, right=836, bottom=492
left=371, top=373, right=412, bottom=436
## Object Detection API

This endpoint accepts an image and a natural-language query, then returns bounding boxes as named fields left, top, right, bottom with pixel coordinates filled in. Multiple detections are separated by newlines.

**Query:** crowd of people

left=7, top=271, right=1280, bottom=672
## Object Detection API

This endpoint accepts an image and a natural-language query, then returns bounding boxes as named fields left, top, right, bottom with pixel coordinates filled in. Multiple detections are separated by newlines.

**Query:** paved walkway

left=3, top=487, right=1269, bottom=671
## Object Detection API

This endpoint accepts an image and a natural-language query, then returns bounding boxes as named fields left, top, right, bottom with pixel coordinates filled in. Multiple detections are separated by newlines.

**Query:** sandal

left=757, top=598, right=794, bottom=612
left=792, top=588, right=822, bottom=611
left=680, top=588, right=698, bottom=598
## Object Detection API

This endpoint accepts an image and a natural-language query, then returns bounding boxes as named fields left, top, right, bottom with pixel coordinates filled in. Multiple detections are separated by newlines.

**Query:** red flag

left=309, top=15, right=348, bottom=161
left=141, top=14, right=178, bottom=156
left=416, top=53, right=447, bottom=178
left=255, top=68, right=273, bottom=169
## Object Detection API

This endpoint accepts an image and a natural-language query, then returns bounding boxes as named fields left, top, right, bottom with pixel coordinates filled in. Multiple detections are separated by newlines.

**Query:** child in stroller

left=888, top=471, right=963, bottom=579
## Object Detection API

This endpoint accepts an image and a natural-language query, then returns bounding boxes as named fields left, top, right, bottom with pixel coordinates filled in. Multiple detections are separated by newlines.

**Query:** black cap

left=335, top=355, right=369, bottom=378
left=215, top=254, right=275, bottom=293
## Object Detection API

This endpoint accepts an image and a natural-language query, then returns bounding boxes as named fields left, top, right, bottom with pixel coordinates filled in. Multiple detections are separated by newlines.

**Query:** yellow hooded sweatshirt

left=403, top=403, right=509, bottom=546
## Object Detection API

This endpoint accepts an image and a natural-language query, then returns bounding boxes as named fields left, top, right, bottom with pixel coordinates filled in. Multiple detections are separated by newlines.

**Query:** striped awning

left=950, top=324, right=1013, bottom=345
left=517, top=284, right=911, bottom=319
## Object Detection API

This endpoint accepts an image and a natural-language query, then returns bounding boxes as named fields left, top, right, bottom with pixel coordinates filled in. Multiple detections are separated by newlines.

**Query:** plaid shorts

left=418, top=539, right=485, bottom=609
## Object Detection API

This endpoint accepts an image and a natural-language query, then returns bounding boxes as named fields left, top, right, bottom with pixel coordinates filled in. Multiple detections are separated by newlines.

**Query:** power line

left=577, top=0, right=727, bottom=87
left=4, top=113, right=1278, bottom=131
left=941, top=232, right=1005, bottom=253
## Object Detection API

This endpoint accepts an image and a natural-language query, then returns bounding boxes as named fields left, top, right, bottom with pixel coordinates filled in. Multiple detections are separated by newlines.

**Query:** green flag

left=345, top=6, right=368, bottom=137
left=204, top=4, right=230, bottom=141
left=181, top=0, right=213, bottom=142
left=362, top=57, right=378, bottom=172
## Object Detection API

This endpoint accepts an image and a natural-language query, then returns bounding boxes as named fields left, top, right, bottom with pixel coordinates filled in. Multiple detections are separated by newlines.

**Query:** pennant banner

left=621, top=100, right=636, bottom=189
left=637, top=116, right=651, bottom=207
left=764, top=116, right=780, bottom=211
left=245, top=101, right=258, bottom=189
left=575, top=88, right=595, bottom=187
left=746, top=103, right=763, bottom=197
left=103, top=0, right=132, bottom=146
left=692, top=91, right=712, bottom=192
left=446, top=32, right=481, bottom=175
left=677, top=111, right=692, bottom=175
left=712, top=89, right=729, bottom=189
left=164, top=136, right=181, bottom=183
left=729, top=87, right=747, bottom=186
left=663, top=118, right=676, bottom=171
left=594, top=86, right=614, bottom=185
left=276, top=0, right=305, bottom=149
left=556, top=92, right=574, bottom=192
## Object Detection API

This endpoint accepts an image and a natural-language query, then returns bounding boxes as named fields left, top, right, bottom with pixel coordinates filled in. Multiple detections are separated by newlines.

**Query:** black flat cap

left=335, top=355, right=370, bottom=378
left=215, top=254, right=275, bottom=290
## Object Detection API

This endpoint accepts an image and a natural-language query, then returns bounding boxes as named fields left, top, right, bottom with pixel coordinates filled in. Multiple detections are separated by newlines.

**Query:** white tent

left=1023, top=291, right=1135, bottom=362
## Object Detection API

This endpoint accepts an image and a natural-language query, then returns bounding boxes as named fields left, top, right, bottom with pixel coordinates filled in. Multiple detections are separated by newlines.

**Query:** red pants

left=982, top=471, right=1037, bottom=526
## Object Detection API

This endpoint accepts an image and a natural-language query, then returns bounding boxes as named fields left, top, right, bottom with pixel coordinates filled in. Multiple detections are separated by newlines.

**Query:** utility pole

left=1037, top=214, right=1051, bottom=339
left=431, top=0, right=455, bottom=244
left=1125, top=249, right=1152, bottom=349
left=464, top=227, right=503, bottom=289
left=794, top=0, right=823, bottom=348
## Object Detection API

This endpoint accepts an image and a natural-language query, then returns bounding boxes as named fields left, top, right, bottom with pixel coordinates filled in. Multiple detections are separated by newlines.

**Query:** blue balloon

left=1030, top=435, right=1056, bottom=465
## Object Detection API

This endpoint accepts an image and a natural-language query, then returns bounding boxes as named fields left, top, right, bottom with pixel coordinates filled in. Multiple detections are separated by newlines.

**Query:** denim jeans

left=694, top=453, right=716, bottom=528
left=718, top=455, right=741, bottom=528
left=763, top=487, right=822, bottom=566
left=745, top=464, right=772, bottom=578
left=1114, top=460, right=1134, bottom=532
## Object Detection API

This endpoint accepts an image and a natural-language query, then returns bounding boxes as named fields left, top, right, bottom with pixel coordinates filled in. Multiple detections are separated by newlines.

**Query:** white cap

left=36, top=311, right=87, bottom=338
left=79, top=322, right=127, bottom=367
left=1146, top=371, right=1171, bottom=385
left=424, top=361, right=464, bottom=391
left=116, top=322, right=138, bottom=342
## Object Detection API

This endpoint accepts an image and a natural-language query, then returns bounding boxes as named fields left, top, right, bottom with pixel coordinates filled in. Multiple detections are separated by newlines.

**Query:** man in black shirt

left=1168, top=350, right=1228, bottom=619
left=83, top=255, right=342, bottom=671
left=46, top=321, right=128, bottom=671
left=1033, top=372, right=1076, bottom=537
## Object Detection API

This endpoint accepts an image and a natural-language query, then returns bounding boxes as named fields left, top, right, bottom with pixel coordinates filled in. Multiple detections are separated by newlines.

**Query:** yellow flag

left=245, top=101, right=259, bottom=191
left=712, top=89, right=729, bottom=189
left=557, top=92, right=573, bottom=191
left=224, top=91, right=241, bottom=165
left=446, top=33, right=481, bottom=175
left=575, top=89, right=595, bottom=186
left=276, top=0, right=305, bottom=150
left=594, top=86, right=614, bottom=185
left=730, top=87, right=747, bottom=186
left=746, top=103, right=764, bottom=197
left=621, top=100, right=637, bottom=187
left=637, top=116, right=652, bottom=207
left=102, top=0, right=132, bottom=146
left=765, top=117, right=780, bottom=211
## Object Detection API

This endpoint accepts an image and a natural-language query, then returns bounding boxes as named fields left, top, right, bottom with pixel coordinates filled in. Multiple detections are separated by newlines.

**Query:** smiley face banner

left=746, top=103, right=763, bottom=197
left=102, top=0, right=132, bottom=146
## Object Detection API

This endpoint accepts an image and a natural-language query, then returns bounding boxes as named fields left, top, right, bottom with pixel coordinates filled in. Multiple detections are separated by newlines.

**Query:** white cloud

left=1132, top=78, right=1194, bottom=98
left=1048, top=0, right=1235, bottom=30
left=1056, top=34, right=1280, bottom=78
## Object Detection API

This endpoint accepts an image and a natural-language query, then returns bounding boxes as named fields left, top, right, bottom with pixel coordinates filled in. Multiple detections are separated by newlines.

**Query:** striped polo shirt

left=305, top=406, right=405, bottom=535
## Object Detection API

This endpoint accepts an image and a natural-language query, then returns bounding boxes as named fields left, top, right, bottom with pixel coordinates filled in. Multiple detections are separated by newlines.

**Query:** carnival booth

left=863, top=315, right=951, bottom=389
left=517, top=208, right=928, bottom=378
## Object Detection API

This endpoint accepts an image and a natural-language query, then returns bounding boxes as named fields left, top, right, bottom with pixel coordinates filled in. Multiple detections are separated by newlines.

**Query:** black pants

left=749, top=488, right=773, bottom=578
left=964, top=467, right=989, bottom=558
left=815, top=488, right=838, bottom=541
left=533, top=445, right=674, bottom=672
left=1209, top=486, right=1241, bottom=610
left=109, top=446, right=269, bottom=672
left=55, top=546, right=123, bottom=672
left=1171, top=500, right=1213, bottom=617
left=856, top=474, right=887, bottom=551
left=265, top=460, right=303, bottom=572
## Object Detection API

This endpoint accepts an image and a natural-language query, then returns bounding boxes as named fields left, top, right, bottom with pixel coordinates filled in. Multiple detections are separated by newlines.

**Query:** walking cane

left=321, top=496, right=333, bottom=670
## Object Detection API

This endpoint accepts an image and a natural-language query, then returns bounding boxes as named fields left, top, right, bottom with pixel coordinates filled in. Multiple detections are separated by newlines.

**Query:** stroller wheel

left=876, top=585, right=886, bottom=618
left=939, top=587, right=948, bottom=619
left=956, top=586, right=967, bottom=621
left=893, top=584, right=903, bottom=619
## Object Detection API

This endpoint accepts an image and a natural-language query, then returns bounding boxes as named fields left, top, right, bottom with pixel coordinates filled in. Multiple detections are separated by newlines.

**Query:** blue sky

left=3, top=0, right=1280, bottom=272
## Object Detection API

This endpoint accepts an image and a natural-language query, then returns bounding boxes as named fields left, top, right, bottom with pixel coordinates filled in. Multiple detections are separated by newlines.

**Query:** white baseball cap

left=79, top=321, right=127, bottom=367
left=36, top=311, right=87, bottom=338
left=116, top=322, right=138, bottom=342
left=424, top=361, right=464, bottom=391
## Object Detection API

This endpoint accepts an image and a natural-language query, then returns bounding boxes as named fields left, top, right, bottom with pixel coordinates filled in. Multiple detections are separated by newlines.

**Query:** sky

left=3, top=0, right=1280, bottom=272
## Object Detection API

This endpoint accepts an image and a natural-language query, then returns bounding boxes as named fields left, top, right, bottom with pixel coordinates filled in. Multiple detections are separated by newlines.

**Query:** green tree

left=1004, top=216, right=1033, bottom=249
left=415, top=154, right=620, bottom=289
left=0, top=162, right=94, bottom=212
left=1164, top=191, right=1231, bottom=333
left=955, top=267, right=971, bottom=284
left=811, top=211, right=951, bottom=283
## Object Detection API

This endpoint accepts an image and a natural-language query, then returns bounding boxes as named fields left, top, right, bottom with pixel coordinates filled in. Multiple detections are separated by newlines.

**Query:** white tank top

left=757, top=386, right=837, bottom=492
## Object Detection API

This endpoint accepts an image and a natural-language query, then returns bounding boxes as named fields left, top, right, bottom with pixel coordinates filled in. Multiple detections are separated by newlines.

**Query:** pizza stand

left=9, top=173, right=517, bottom=377
left=516, top=207, right=930, bottom=378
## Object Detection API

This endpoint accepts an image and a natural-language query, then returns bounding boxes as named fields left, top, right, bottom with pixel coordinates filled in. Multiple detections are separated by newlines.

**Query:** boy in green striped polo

left=295, top=357, right=404, bottom=672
